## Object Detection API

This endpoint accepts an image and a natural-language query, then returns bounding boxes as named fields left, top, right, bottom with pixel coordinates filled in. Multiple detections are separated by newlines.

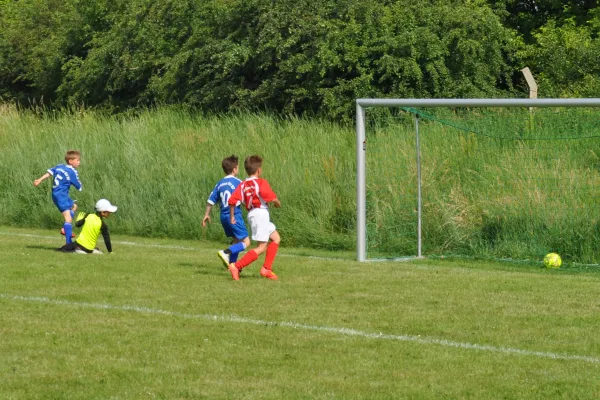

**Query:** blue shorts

left=52, top=194, right=74, bottom=213
left=220, top=215, right=248, bottom=240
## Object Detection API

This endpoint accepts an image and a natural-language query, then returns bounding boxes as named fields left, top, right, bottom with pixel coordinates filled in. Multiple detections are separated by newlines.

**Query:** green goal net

left=362, top=105, right=600, bottom=265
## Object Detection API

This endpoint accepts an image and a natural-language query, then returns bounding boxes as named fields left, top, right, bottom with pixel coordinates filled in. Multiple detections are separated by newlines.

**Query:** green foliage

left=490, top=0, right=599, bottom=43
left=1, top=0, right=520, bottom=120
left=0, top=0, right=115, bottom=103
left=520, top=17, right=600, bottom=97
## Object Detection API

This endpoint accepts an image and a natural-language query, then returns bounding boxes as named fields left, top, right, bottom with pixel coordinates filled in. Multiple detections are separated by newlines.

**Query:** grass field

left=1, top=226, right=600, bottom=399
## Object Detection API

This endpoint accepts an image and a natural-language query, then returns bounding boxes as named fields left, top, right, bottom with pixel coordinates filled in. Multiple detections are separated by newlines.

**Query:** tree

left=491, top=0, right=599, bottom=42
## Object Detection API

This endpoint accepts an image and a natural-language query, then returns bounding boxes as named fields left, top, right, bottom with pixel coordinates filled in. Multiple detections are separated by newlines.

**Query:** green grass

left=1, top=226, right=600, bottom=399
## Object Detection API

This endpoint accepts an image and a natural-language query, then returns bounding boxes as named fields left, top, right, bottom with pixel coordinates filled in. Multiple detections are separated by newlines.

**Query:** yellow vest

left=76, top=213, right=104, bottom=251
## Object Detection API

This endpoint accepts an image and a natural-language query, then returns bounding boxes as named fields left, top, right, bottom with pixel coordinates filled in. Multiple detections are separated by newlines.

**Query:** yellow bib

left=76, top=213, right=103, bottom=251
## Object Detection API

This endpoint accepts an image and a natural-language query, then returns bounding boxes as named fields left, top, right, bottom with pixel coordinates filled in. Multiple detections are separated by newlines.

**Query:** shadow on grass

left=178, top=262, right=262, bottom=279
left=179, top=262, right=226, bottom=276
left=25, top=245, right=61, bottom=251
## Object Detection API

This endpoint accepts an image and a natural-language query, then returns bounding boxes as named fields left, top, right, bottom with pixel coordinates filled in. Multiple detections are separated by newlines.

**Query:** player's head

left=222, top=155, right=239, bottom=175
left=95, top=199, right=118, bottom=217
left=65, top=150, right=81, bottom=167
left=244, top=155, right=263, bottom=176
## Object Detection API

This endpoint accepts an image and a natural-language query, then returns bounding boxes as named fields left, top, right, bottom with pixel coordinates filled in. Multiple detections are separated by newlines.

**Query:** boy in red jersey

left=227, top=155, right=281, bottom=280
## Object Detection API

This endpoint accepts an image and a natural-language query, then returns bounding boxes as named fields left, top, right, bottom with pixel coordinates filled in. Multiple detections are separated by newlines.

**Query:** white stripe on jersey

left=242, top=179, right=267, bottom=210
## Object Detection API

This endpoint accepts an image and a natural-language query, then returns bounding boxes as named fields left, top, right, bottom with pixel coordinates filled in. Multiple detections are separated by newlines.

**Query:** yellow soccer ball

left=544, top=253, right=562, bottom=269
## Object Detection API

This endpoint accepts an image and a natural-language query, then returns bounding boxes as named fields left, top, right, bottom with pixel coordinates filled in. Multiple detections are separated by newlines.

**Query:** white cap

left=95, top=199, right=118, bottom=213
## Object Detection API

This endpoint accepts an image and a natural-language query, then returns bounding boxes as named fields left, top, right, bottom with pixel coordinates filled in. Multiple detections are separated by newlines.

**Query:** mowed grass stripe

left=2, top=293, right=599, bottom=364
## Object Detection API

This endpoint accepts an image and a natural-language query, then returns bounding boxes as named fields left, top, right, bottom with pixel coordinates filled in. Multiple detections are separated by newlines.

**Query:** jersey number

left=53, top=174, right=64, bottom=189
left=220, top=191, right=231, bottom=208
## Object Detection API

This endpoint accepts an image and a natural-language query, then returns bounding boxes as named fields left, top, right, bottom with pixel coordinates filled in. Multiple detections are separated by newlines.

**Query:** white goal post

left=356, top=98, right=600, bottom=262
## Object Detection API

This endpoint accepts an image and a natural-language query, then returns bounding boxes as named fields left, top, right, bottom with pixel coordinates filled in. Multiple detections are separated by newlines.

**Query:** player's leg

left=56, top=242, right=77, bottom=252
left=60, top=209, right=74, bottom=244
left=263, top=230, right=280, bottom=268
left=229, top=210, right=276, bottom=280
left=226, top=212, right=250, bottom=263
left=219, top=237, right=249, bottom=266
left=227, top=211, right=261, bottom=280
left=228, top=240, right=264, bottom=280
left=218, top=217, right=248, bottom=267
left=233, top=237, right=250, bottom=262
left=55, top=196, right=76, bottom=242
left=70, top=201, right=77, bottom=220
left=259, top=230, right=280, bottom=280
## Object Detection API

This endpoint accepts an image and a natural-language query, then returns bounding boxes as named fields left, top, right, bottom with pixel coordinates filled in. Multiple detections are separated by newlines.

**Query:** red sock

left=235, top=250, right=258, bottom=270
left=263, top=242, right=279, bottom=270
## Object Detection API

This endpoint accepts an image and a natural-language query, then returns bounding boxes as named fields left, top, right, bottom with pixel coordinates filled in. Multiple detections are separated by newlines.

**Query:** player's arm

left=100, top=222, right=112, bottom=253
left=71, top=170, right=82, bottom=191
left=261, top=180, right=281, bottom=208
left=33, top=172, right=51, bottom=186
left=202, top=203, right=213, bottom=227
left=270, top=197, right=281, bottom=208
left=229, top=205, right=237, bottom=224
left=203, top=186, right=220, bottom=226
left=75, top=213, right=88, bottom=228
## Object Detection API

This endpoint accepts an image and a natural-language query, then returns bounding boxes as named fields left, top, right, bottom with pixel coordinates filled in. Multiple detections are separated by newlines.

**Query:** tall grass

left=3, top=105, right=600, bottom=262
left=366, top=107, right=600, bottom=263
left=0, top=107, right=355, bottom=250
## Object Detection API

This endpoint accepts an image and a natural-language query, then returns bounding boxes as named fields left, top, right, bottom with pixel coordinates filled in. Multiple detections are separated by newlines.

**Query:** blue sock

left=228, top=242, right=246, bottom=263
left=63, top=222, right=73, bottom=244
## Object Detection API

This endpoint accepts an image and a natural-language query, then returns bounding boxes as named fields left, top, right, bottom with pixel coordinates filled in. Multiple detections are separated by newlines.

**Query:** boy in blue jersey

left=202, top=155, right=250, bottom=268
left=34, top=150, right=82, bottom=245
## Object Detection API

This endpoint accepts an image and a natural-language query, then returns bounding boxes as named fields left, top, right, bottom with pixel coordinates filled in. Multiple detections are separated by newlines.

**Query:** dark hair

left=222, top=155, right=239, bottom=175
left=244, top=155, right=263, bottom=175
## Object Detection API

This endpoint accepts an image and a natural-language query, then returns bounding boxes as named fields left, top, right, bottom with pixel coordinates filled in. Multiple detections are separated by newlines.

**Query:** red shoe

left=228, top=263, right=240, bottom=281
left=260, top=267, right=278, bottom=280
left=60, top=228, right=76, bottom=238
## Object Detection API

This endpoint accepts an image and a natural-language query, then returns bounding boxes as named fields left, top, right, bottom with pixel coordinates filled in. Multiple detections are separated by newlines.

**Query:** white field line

left=0, top=231, right=340, bottom=261
left=1, top=293, right=599, bottom=364
left=0, top=231, right=201, bottom=251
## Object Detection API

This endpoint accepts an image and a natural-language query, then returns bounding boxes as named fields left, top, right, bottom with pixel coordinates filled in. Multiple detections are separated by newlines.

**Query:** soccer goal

left=356, top=98, right=600, bottom=264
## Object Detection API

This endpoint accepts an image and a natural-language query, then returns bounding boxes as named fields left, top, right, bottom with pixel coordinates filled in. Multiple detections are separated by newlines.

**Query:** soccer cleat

left=60, top=228, right=76, bottom=238
left=228, top=263, right=240, bottom=281
left=217, top=250, right=230, bottom=269
left=260, top=267, right=278, bottom=280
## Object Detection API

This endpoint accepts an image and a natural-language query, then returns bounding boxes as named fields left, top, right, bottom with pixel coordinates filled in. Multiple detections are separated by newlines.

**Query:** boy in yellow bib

left=58, top=199, right=118, bottom=254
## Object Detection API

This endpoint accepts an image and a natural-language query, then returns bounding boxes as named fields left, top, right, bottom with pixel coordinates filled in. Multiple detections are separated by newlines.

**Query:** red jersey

left=228, top=177, right=277, bottom=211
